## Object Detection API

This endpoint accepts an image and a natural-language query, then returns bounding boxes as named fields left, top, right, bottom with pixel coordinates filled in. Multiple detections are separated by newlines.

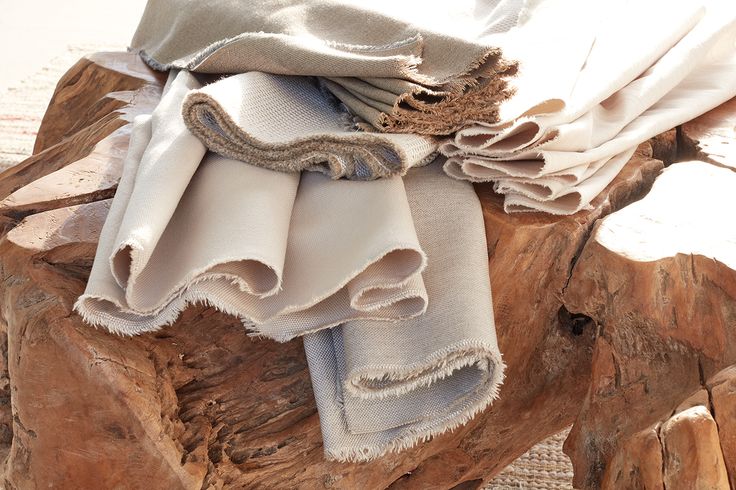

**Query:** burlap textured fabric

left=304, top=161, right=503, bottom=462
left=129, top=0, right=522, bottom=134
left=441, top=0, right=736, bottom=214
left=75, top=70, right=428, bottom=336
left=182, top=72, right=438, bottom=180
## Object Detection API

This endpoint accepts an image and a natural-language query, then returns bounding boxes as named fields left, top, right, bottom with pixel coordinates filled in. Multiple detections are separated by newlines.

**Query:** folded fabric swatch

left=441, top=0, right=736, bottom=214
left=75, top=70, right=429, bottom=335
left=130, top=0, right=522, bottom=134
left=182, top=72, right=439, bottom=180
left=305, top=161, right=503, bottom=461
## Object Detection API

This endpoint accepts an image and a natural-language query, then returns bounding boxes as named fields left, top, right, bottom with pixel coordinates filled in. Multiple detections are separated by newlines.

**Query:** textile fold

left=441, top=0, right=736, bottom=214
left=74, top=65, right=503, bottom=460
left=74, top=76, right=502, bottom=458
left=182, top=72, right=439, bottom=180
left=75, top=70, right=430, bottom=337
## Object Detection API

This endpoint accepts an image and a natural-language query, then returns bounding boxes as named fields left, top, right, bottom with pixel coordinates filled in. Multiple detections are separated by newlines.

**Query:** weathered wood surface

left=562, top=159, right=736, bottom=489
left=600, top=366, right=736, bottom=490
left=680, top=96, right=736, bottom=171
left=0, top=53, right=163, bottom=236
left=2, top=51, right=728, bottom=489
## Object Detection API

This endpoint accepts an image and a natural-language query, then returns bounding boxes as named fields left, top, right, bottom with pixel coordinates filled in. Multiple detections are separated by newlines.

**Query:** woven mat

left=0, top=45, right=575, bottom=490
left=487, top=429, right=573, bottom=489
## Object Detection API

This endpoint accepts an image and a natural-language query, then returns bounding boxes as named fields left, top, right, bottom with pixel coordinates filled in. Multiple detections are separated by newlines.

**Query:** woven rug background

left=0, top=45, right=575, bottom=490
left=0, top=44, right=119, bottom=170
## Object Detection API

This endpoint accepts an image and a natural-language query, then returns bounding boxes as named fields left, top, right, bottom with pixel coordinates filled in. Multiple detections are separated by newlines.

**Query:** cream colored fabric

left=442, top=0, right=736, bottom=214
left=129, top=0, right=523, bottom=134
left=75, top=70, right=428, bottom=336
left=305, top=162, right=503, bottom=462
left=182, top=72, right=439, bottom=180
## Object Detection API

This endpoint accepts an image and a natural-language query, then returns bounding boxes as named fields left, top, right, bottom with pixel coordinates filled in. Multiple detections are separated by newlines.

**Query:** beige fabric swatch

left=182, top=72, right=438, bottom=180
left=442, top=0, right=736, bottom=214
left=129, top=0, right=523, bottom=134
left=305, top=161, right=503, bottom=461
left=75, top=72, right=428, bottom=336
left=111, top=69, right=207, bottom=290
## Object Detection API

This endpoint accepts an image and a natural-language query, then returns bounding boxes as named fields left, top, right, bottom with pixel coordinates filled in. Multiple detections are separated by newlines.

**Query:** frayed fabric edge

left=324, top=350, right=506, bottom=463
left=344, top=339, right=498, bottom=400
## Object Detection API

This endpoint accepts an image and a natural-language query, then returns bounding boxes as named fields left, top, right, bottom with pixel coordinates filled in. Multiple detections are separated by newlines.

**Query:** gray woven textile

left=129, top=0, right=523, bottom=134
left=182, top=72, right=439, bottom=180
left=305, top=162, right=503, bottom=462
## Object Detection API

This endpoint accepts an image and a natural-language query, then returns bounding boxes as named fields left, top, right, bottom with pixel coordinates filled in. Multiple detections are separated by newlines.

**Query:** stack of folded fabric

left=129, top=0, right=523, bottom=134
left=75, top=69, right=503, bottom=460
left=441, top=0, right=736, bottom=214
left=76, top=0, right=736, bottom=464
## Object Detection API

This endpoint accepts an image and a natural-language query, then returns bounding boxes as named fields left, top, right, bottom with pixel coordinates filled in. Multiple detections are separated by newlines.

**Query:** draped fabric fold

left=73, top=71, right=503, bottom=462
left=75, top=64, right=504, bottom=462
left=182, top=72, right=439, bottom=180
left=304, top=162, right=503, bottom=461
left=129, top=0, right=523, bottom=134
left=441, top=0, right=736, bottom=214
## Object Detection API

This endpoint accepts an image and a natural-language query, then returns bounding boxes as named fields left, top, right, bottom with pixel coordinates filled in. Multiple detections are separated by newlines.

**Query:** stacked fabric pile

left=442, top=0, right=736, bottom=214
left=75, top=0, right=736, bottom=463
left=129, top=0, right=524, bottom=134
left=75, top=69, right=505, bottom=460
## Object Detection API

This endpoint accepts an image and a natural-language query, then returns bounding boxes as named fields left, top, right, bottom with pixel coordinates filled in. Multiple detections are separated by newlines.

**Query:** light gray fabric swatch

left=305, top=162, right=503, bottom=461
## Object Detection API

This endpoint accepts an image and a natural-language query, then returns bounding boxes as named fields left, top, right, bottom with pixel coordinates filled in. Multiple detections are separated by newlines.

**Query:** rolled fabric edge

left=343, top=339, right=502, bottom=400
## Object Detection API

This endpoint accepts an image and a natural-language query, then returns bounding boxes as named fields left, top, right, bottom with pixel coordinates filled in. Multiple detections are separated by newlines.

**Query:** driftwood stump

left=563, top=100, right=736, bottom=489
left=0, top=52, right=732, bottom=489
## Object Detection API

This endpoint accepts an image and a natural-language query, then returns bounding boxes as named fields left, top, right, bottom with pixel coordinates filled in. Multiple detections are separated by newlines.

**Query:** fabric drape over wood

left=74, top=69, right=504, bottom=462
left=441, top=0, right=736, bottom=214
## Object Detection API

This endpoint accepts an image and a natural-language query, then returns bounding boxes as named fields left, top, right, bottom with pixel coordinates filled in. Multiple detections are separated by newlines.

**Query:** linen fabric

left=441, top=0, right=736, bottom=214
left=182, top=72, right=439, bottom=180
left=129, top=0, right=523, bottom=134
left=74, top=69, right=504, bottom=462
left=304, top=161, right=503, bottom=461
left=75, top=70, right=429, bottom=337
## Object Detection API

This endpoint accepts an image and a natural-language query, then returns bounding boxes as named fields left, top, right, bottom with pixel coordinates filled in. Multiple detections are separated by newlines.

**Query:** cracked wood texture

left=563, top=157, right=736, bottom=487
left=600, top=368, right=736, bottom=490
left=0, top=52, right=666, bottom=489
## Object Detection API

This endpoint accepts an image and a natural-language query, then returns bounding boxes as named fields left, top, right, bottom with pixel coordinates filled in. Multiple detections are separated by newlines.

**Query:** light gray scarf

left=305, top=162, right=503, bottom=461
